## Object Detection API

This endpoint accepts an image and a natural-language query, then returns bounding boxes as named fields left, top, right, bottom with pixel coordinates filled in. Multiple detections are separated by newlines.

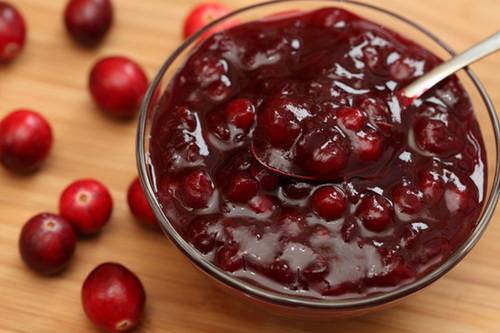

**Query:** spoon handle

left=402, top=30, right=500, bottom=99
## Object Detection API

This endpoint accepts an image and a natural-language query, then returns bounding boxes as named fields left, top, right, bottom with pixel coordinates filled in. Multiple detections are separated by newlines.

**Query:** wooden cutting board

left=1, top=0, right=500, bottom=332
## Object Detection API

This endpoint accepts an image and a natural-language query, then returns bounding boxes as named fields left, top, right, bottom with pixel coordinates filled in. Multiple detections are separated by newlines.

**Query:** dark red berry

left=59, top=179, right=113, bottom=235
left=356, top=193, right=393, bottom=232
left=305, top=141, right=348, bottom=176
left=89, top=56, right=149, bottom=118
left=81, top=262, right=146, bottom=332
left=225, top=98, right=255, bottom=130
left=413, top=118, right=461, bottom=155
left=19, top=213, right=76, bottom=275
left=215, top=246, right=244, bottom=272
left=64, top=0, right=113, bottom=45
left=311, top=186, right=346, bottom=220
left=354, top=130, right=383, bottom=161
left=282, top=179, right=313, bottom=200
left=337, top=107, right=365, bottom=131
left=180, top=170, right=214, bottom=209
left=0, top=109, right=53, bottom=172
left=417, top=172, right=444, bottom=202
left=269, top=259, right=295, bottom=284
left=183, top=2, right=233, bottom=40
left=186, top=215, right=219, bottom=253
left=127, top=176, right=158, bottom=228
left=444, top=180, right=478, bottom=217
left=225, top=173, right=259, bottom=203
left=391, top=186, right=426, bottom=216
left=187, top=56, right=226, bottom=86
left=356, top=97, right=392, bottom=131
left=260, top=96, right=304, bottom=148
left=0, top=2, right=26, bottom=61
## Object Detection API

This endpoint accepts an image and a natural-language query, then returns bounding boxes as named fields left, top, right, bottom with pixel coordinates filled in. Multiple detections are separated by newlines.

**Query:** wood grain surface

left=1, top=0, right=500, bottom=332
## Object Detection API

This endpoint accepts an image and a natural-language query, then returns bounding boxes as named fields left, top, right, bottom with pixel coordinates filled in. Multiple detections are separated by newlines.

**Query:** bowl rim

left=137, top=0, right=500, bottom=310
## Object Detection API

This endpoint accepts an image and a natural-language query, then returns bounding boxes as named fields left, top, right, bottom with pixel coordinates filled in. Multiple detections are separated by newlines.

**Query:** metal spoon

left=401, top=30, right=500, bottom=101
left=251, top=30, right=500, bottom=180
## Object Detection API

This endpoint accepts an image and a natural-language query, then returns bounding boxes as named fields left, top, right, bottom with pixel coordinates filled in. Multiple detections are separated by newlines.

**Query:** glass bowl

left=137, top=0, right=500, bottom=319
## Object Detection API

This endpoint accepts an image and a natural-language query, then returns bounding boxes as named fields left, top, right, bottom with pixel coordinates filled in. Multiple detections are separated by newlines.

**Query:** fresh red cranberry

left=64, top=0, right=113, bottom=45
left=225, top=98, right=255, bottom=130
left=356, top=193, right=393, bottom=232
left=354, top=130, right=384, bottom=161
left=0, top=109, right=53, bottom=173
left=81, top=262, right=146, bottom=332
left=89, top=56, right=149, bottom=118
left=391, top=185, right=426, bottom=216
left=0, top=2, right=26, bottom=61
left=59, top=179, right=113, bottom=235
left=127, top=177, right=158, bottom=228
left=19, top=213, right=76, bottom=275
left=215, top=246, right=244, bottom=272
left=225, top=173, right=259, bottom=203
left=337, top=107, right=365, bottom=131
left=311, top=186, right=346, bottom=221
left=183, top=2, right=234, bottom=40
left=180, top=170, right=214, bottom=209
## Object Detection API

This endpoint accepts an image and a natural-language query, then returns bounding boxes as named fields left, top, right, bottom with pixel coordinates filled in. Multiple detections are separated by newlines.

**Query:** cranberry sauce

left=150, top=8, right=487, bottom=299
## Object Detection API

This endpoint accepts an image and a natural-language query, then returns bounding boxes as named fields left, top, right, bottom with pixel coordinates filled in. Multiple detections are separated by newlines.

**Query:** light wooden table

left=1, top=0, right=500, bottom=332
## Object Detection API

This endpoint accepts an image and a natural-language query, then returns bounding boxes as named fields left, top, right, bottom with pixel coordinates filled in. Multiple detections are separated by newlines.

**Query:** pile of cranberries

left=150, top=7, right=487, bottom=299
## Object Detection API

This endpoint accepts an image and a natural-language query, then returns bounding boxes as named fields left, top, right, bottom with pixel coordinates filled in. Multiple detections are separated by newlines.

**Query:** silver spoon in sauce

left=250, top=30, right=500, bottom=180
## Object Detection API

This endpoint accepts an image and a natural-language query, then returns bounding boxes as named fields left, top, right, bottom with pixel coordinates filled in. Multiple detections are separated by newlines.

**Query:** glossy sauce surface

left=150, top=8, right=486, bottom=299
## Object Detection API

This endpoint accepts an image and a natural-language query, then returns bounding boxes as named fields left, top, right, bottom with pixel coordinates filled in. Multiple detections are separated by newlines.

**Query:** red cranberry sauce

left=150, top=8, right=486, bottom=299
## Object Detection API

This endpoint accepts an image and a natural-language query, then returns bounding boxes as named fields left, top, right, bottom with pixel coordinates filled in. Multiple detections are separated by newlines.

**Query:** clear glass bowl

left=137, top=0, right=500, bottom=319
